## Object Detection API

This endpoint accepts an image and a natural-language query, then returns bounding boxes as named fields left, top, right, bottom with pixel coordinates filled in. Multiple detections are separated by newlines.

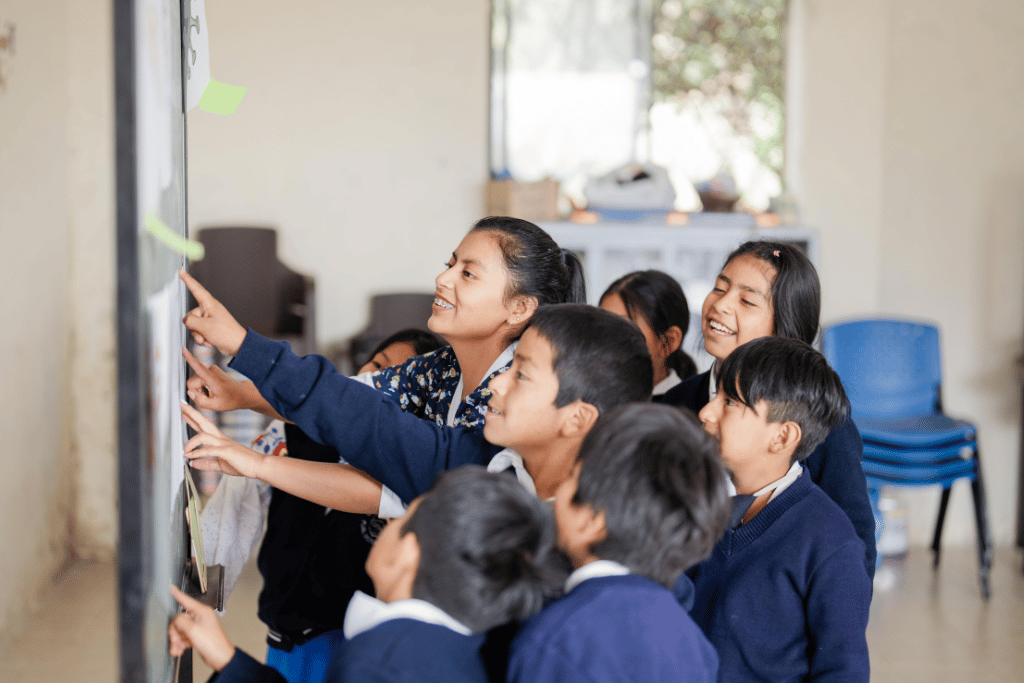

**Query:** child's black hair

left=399, top=465, right=565, bottom=632
left=523, top=304, right=652, bottom=415
left=471, top=217, right=587, bottom=307
left=600, top=269, right=698, bottom=380
left=572, top=403, right=730, bottom=587
left=717, top=336, right=850, bottom=462
left=722, top=241, right=820, bottom=346
left=367, top=328, right=445, bottom=360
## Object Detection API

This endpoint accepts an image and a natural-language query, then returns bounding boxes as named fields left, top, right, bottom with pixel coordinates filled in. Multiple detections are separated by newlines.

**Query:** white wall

left=187, top=0, right=491, bottom=344
left=794, top=0, right=1024, bottom=546
left=0, top=0, right=76, bottom=646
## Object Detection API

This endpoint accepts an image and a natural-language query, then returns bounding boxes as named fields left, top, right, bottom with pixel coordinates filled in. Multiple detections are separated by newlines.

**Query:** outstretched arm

left=183, top=346, right=284, bottom=420
left=179, top=269, right=500, bottom=502
left=169, top=586, right=286, bottom=683
left=182, top=402, right=385, bottom=515
left=226, top=331, right=501, bottom=503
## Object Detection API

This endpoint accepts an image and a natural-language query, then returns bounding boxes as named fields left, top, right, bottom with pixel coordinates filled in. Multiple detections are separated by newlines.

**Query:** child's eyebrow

left=719, top=273, right=769, bottom=299
left=452, top=252, right=487, bottom=271
left=513, top=351, right=533, bottom=367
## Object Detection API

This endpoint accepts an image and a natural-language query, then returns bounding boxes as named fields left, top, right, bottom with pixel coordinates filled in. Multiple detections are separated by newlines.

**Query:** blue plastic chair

left=823, top=319, right=992, bottom=598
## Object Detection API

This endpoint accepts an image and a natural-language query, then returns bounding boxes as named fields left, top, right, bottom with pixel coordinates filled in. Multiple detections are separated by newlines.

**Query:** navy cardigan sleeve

left=802, top=414, right=877, bottom=579
left=228, top=331, right=502, bottom=504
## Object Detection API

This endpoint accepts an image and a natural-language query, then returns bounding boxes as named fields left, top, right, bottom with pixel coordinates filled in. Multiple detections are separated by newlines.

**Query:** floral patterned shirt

left=368, top=345, right=513, bottom=429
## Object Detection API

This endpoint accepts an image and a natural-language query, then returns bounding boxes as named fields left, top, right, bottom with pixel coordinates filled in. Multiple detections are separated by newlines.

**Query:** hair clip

left=773, top=250, right=780, bottom=257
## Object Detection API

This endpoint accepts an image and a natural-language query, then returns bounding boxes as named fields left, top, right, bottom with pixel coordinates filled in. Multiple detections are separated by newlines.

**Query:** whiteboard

left=115, top=0, right=191, bottom=681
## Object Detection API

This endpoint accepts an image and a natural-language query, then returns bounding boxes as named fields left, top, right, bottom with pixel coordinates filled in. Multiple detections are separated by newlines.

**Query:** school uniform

left=688, top=467, right=871, bottom=683
left=229, top=330, right=503, bottom=504
left=656, top=368, right=878, bottom=578
left=257, top=346, right=513, bottom=681
left=507, top=561, right=718, bottom=683
left=214, top=593, right=487, bottom=683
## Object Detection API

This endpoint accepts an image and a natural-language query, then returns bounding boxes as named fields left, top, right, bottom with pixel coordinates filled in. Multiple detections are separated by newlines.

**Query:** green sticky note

left=198, top=79, right=248, bottom=115
left=144, top=213, right=205, bottom=261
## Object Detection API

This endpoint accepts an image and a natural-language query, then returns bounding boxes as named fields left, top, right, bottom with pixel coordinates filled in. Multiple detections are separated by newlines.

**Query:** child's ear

left=769, top=420, right=802, bottom=460
left=578, top=507, right=608, bottom=550
left=560, top=401, right=600, bottom=438
left=395, top=531, right=422, bottom=592
left=660, top=325, right=684, bottom=355
left=507, top=295, right=539, bottom=326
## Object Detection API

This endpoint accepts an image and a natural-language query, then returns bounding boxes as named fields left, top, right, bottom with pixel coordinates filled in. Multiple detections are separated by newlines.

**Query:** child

left=599, top=269, right=698, bottom=393
left=170, top=466, right=565, bottom=683
left=180, top=301, right=653, bottom=509
left=182, top=216, right=585, bottom=433
left=246, top=329, right=443, bottom=683
left=656, top=241, right=877, bottom=577
left=507, top=402, right=730, bottom=683
left=689, top=336, right=871, bottom=683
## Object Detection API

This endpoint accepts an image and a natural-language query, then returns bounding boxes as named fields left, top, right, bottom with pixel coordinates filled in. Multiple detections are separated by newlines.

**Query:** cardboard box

left=486, top=179, right=560, bottom=222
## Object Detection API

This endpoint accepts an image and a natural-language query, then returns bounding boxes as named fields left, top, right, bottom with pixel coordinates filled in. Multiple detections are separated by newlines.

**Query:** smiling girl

left=187, top=217, right=585, bottom=432
left=656, top=241, right=877, bottom=578
left=598, top=270, right=698, bottom=395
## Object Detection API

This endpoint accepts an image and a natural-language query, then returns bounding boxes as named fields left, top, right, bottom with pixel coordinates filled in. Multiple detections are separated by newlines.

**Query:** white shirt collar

left=564, top=560, right=631, bottom=593
left=486, top=448, right=537, bottom=497
left=343, top=591, right=472, bottom=639
left=736, top=460, right=803, bottom=502
left=651, top=369, right=682, bottom=396
left=447, top=342, right=518, bottom=427
left=708, top=361, right=718, bottom=401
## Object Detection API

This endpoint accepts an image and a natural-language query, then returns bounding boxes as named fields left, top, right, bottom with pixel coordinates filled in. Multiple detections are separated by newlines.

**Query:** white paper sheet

left=184, top=0, right=211, bottom=112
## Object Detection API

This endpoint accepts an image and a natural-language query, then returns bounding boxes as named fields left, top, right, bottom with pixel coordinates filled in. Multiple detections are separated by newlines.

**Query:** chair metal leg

left=970, top=451, right=993, bottom=599
left=932, top=486, right=953, bottom=568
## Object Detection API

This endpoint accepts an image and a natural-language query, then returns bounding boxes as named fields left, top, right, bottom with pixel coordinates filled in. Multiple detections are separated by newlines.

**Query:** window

left=491, top=0, right=786, bottom=211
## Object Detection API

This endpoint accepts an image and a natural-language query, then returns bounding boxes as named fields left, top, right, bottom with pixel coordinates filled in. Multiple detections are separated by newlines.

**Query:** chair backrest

left=190, top=227, right=316, bottom=354
left=822, top=319, right=941, bottom=419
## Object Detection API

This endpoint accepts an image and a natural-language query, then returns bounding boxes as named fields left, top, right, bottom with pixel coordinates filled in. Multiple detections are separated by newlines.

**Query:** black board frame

left=115, top=0, right=191, bottom=680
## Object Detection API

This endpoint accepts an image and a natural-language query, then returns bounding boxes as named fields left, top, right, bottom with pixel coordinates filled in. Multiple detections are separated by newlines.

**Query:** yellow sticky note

left=144, top=213, right=205, bottom=261
left=198, top=79, right=248, bottom=115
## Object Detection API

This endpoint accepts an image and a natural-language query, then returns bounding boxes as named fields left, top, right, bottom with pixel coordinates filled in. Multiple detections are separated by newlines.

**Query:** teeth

left=489, top=406, right=503, bottom=415
left=434, top=297, right=454, bottom=310
left=708, top=320, right=735, bottom=335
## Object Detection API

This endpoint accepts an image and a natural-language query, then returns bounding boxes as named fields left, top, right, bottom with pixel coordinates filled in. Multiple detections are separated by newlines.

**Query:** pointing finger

left=179, top=269, right=216, bottom=308
left=182, top=347, right=215, bottom=386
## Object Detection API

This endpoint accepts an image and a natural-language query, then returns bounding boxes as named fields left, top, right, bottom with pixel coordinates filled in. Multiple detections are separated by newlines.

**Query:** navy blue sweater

left=256, top=425, right=375, bottom=648
left=229, top=331, right=502, bottom=504
left=688, top=470, right=871, bottom=683
left=507, top=575, right=718, bottom=683
left=214, top=619, right=488, bottom=683
left=657, top=369, right=877, bottom=578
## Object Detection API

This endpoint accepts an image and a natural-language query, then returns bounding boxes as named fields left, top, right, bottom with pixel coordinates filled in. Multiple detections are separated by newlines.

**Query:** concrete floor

left=1, top=546, right=1022, bottom=682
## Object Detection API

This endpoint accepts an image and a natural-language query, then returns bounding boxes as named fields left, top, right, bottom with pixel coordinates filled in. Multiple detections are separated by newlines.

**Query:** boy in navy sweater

left=507, top=403, right=730, bottom=683
left=688, top=337, right=871, bottom=683
left=169, top=466, right=564, bottom=683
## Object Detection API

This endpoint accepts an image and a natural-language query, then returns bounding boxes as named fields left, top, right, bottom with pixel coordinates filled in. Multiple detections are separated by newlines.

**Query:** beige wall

left=794, top=0, right=1024, bottom=545
left=0, top=0, right=76, bottom=645
left=187, top=0, right=491, bottom=344
left=3, top=0, right=1023, bottom=647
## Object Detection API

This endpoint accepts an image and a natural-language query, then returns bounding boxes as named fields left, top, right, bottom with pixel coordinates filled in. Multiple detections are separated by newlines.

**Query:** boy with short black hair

left=690, top=336, right=871, bottom=683
left=170, top=466, right=564, bottom=683
left=507, top=402, right=730, bottom=683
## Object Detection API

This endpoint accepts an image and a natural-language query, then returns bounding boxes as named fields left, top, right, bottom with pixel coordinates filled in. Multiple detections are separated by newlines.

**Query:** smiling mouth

left=433, top=297, right=454, bottom=310
left=707, top=319, right=735, bottom=335
left=487, top=406, right=503, bottom=417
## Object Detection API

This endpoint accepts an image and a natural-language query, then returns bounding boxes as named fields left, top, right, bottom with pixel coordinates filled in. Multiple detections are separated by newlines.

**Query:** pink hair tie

left=773, top=250, right=780, bottom=257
